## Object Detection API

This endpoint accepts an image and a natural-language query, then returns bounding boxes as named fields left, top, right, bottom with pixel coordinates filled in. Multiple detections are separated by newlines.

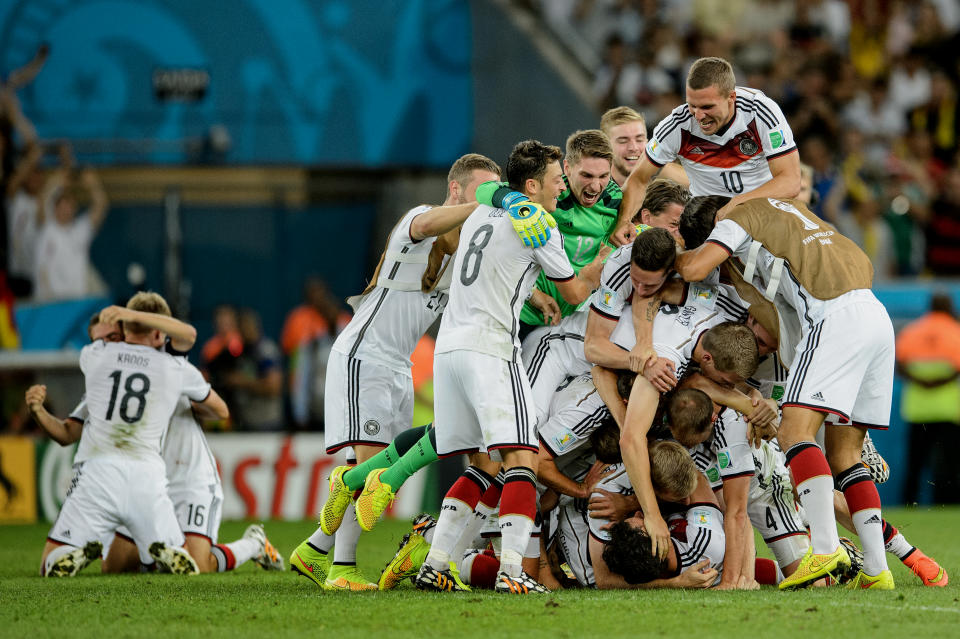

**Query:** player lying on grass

left=27, top=303, right=283, bottom=576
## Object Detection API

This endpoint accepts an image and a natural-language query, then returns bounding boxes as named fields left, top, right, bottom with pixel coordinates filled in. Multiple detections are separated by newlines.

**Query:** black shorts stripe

left=785, top=321, right=823, bottom=404
left=527, top=333, right=562, bottom=384
left=510, top=263, right=537, bottom=362
left=349, top=288, right=389, bottom=358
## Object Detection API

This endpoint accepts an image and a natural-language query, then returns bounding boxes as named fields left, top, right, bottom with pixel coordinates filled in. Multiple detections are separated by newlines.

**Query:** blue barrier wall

left=0, top=0, right=472, bottom=166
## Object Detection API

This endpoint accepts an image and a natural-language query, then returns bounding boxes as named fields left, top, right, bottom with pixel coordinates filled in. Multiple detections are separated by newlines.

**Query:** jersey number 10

left=721, top=171, right=744, bottom=194
left=105, top=370, right=151, bottom=424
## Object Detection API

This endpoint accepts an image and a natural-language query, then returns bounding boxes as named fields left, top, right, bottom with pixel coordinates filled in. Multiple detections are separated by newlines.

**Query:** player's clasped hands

left=502, top=192, right=557, bottom=248
left=642, top=357, right=678, bottom=392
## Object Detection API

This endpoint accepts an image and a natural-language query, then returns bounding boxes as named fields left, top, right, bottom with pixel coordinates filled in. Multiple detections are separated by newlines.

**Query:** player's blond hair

left=446, top=153, right=501, bottom=196
left=600, top=106, right=645, bottom=137
left=124, top=291, right=171, bottom=335
left=649, top=440, right=698, bottom=500
left=687, top=57, right=736, bottom=95
left=641, top=178, right=690, bottom=217
left=565, top=129, right=613, bottom=167
left=800, top=162, right=814, bottom=182
left=701, top=321, right=759, bottom=380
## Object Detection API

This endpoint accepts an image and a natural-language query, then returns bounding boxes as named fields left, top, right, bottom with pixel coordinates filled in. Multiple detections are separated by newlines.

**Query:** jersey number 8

left=460, top=224, right=494, bottom=286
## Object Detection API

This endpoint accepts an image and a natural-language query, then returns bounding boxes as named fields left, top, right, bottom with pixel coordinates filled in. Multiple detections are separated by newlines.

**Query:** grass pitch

left=1, top=507, right=958, bottom=639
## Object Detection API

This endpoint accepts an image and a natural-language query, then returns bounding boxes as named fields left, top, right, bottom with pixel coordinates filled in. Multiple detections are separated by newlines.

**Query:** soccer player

left=611, top=56, right=801, bottom=247
left=39, top=292, right=227, bottom=576
left=413, top=139, right=589, bottom=595
left=29, top=311, right=283, bottom=576
left=676, top=194, right=896, bottom=589
left=476, top=129, right=621, bottom=334
left=600, top=106, right=689, bottom=193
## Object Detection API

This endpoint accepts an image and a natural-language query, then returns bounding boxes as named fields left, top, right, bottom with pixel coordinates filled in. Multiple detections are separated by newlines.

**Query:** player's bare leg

left=778, top=407, right=850, bottom=589
left=102, top=534, right=140, bottom=573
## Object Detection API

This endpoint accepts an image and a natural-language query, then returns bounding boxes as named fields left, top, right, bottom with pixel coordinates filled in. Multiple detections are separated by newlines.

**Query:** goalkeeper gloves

left=501, top=191, right=557, bottom=248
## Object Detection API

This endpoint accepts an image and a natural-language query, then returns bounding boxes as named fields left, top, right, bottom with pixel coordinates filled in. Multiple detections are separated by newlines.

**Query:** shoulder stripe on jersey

left=349, top=288, right=389, bottom=358
left=736, top=96, right=776, bottom=129
left=572, top=404, right=611, bottom=436
left=546, top=273, right=575, bottom=283
left=753, top=98, right=781, bottom=128
left=653, top=106, right=692, bottom=137
left=655, top=111, right=693, bottom=143
left=608, top=262, right=631, bottom=291
left=721, top=470, right=755, bottom=480
left=644, top=149, right=665, bottom=168
left=713, top=414, right=727, bottom=448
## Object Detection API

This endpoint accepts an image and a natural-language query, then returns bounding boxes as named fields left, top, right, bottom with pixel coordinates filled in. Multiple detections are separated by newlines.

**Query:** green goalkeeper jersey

left=474, top=176, right=622, bottom=325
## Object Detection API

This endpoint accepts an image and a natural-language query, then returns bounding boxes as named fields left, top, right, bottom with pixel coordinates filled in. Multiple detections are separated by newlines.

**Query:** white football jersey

left=609, top=282, right=749, bottom=376
left=538, top=374, right=609, bottom=479
left=76, top=341, right=210, bottom=462
left=436, top=204, right=575, bottom=363
left=699, top=407, right=756, bottom=484
left=746, top=352, right=789, bottom=404
left=162, top=397, right=220, bottom=489
left=334, top=205, right=451, bottom=372
left=646, top=87, right=796, bottom=197
left=589, top=244, right=633, bottom=321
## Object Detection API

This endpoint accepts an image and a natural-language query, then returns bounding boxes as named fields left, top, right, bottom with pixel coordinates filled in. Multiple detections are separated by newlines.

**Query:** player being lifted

left=414, top=139, right=594, bottom=594
left=676, top=194, right=896, bottom=590
left=611, top=56, right=801, bottom=247
left=40, top=292, right=227, bottom=576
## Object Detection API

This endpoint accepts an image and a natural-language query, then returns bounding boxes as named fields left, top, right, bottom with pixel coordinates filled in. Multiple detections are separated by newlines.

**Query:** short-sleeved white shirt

left=334, top=205, right=451, bottom=372
left=538, top=375, right=610, bottom=473
left=7, top=190, right=40, bottom=279
left=646, top=87, right=797, bottom=197
left=34, top=214, right=94, bottom=301
left=589, top=245, right=633, bottom=321
left=75, top=341, right=210, bottom=463
left=609, top=282, right=749, bottom=376
left=436, top=204, right=575, bottom=363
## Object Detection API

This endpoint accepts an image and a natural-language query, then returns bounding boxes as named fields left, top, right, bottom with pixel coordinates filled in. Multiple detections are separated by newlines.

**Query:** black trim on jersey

left=720, top=470, right=755, bottom=480
left=65, top=416, right=84, bottom=425
left=713, top=414, right=728, bottom=447
left=767, top=146, right=797, bottom=161
left=770, top=472, right=805, bottom=535
left=545, top=273, right=575, bottom=283
left=654, top=108, right=693, bottom=143
left=164, top=340, right=191, bottom=357
left=713, top=102, right=738, bottom=137
left=348, top=288, right=389, bottom=358
left=589, top=304, right=620, bottom=321
left=387, top=245, right=410, bottom=279
left=572, top=404, right=612, bottom=437
left=538, top=436, right=560, bottom=459
left=784, top=320, right=823, bottom=404
left=705, top=238, right=733, bottom=255
left=196, top=387, right=213, bottom=404
left=644, top=149, right=665, bottom=168
left=744, top=378, right=761, bottom=389
left=510, top=263, right=538, bottom=362
left=608, top=262, right=632, bottom=292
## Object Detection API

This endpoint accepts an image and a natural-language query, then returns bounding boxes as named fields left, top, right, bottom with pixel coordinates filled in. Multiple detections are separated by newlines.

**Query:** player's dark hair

left=631, top=227, right=676, bottom=272
left=931, top=292, right=955, bottom=317
left=602, top=520, right=668, bottom=584
left=506, top=140, right=563, bottom=191
left=666, top=388, right=714, bottom=448
left=640, top=179, right=690, bottom=218
left=701, top=321, right=759, bottom=379
left=589, top=415, right=622, bottom=464
left=687, top=56, right=736, bottom=95
left=616, top=370, right=636, bottom=400
left=679, top=195, right=730, bottom=249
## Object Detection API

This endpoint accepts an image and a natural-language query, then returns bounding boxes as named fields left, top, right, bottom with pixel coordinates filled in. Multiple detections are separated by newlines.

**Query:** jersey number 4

left=105, top=370, right=151, bottom=423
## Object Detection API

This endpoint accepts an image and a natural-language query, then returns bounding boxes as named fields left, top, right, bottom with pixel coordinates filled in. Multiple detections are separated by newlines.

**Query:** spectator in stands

left=226, top=308, right=284, bottom=431
left=33, top=168, right=108, bottom=301
left=202, top=304, right=244, bottom=416
left=281, top=276, right=350, bottom=430
left=925, top=168, right=960, bottom=275
left=896, top=293, right=960, bottom=504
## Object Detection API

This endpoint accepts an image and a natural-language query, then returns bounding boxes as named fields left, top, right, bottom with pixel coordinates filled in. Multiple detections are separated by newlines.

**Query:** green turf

left=1, top=508, right=958, bottom=638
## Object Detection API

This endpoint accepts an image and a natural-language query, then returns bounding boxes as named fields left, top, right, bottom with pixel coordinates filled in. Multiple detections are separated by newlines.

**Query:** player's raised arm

left=25, top=385, right=82, bottom=446
left=99, top=304, right=197, bottom=352
left=408, top=202, right=480, bottom=241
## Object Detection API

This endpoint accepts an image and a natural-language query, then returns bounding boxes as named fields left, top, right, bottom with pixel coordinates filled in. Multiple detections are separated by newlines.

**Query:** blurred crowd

left=533, top=0, right=960, bottom=278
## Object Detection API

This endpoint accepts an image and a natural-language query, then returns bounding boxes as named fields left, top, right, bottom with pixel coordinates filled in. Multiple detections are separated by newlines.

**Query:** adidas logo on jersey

left=690, top=146, right=705, bottom=155
left=62, top=529, right=71, bottom=538
left=811, top=391, right=825, bottom=401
